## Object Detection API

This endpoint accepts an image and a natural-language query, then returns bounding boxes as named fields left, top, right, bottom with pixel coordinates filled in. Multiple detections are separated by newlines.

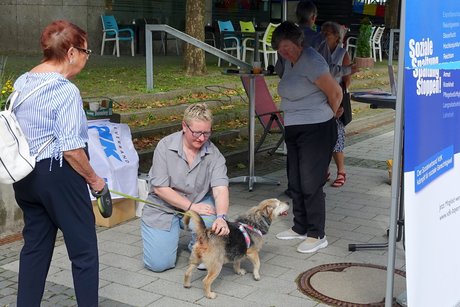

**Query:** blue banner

left=404, top=3, right=460, bottom=175
left=403, top=1, right=460, bottom=306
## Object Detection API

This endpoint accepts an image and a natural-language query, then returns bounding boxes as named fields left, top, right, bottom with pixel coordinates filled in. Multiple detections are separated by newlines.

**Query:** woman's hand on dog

left=190, top=203, right=216, bottom=216
left=212, top=217, right=229, bottom=236
left=189, top=203, right=229, bottom=235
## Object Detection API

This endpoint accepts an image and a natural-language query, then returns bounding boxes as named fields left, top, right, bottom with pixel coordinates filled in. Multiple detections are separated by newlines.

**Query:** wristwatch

left=217, top=214, right=227, bottom=220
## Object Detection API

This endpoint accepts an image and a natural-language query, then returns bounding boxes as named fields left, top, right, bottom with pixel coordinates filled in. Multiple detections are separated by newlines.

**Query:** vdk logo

left=88, top=125, right=122, bottom=161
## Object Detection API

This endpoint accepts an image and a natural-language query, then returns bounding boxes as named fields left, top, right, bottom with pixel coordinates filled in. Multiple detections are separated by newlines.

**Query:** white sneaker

left=276, top=228, right=307, bottom=240
left=297, top=236, right=328, bottom=253
left=197, top=263, right=207, bottom=270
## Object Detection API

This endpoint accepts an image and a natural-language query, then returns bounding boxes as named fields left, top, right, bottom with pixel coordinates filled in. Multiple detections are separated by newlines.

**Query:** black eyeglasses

left=74, top=47, right=92, bottom=58
left=185, top=121, right=212, bottom=138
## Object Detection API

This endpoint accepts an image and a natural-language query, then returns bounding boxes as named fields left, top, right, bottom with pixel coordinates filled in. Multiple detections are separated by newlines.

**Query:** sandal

left=331, top=172, right=346, bottom=187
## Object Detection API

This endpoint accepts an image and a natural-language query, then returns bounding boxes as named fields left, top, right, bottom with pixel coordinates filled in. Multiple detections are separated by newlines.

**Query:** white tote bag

left=87, top=119, right=139, bottom=200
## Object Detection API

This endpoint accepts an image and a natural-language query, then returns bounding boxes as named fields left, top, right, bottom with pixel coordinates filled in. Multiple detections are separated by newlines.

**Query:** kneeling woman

left=141, top=103, right=230, bottom=272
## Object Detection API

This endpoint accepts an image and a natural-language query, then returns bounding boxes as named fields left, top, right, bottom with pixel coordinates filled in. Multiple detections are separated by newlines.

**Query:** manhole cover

left=297, top=262, right=406, bottom=306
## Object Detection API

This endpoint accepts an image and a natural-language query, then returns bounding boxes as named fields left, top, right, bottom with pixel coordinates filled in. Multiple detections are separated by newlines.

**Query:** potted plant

left=355, top=17, right=374, bottom=68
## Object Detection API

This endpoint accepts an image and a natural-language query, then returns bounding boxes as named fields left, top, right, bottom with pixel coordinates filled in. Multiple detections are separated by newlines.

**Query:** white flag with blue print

left=87, top=119, right=139, bottom=200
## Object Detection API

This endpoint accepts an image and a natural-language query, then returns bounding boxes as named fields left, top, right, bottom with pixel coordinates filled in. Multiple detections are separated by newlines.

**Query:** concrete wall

left=0, top=1, right=107, bottom=236
left=0, top=184, right=23, bottom=238
left=0, top=0, right=106, bottom=54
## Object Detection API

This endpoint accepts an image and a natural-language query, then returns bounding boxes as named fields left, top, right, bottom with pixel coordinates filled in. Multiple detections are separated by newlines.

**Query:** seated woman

left=141, top=103, right=230, bottom=272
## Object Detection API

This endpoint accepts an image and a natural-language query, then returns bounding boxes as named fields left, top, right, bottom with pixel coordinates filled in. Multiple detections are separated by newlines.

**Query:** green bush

left=356, top=18, right=373, bottom=58
left=0, top=79, right=14, bottom=110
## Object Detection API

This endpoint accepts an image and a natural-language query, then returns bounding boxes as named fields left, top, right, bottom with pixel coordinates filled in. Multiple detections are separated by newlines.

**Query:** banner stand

left=385, top=1, right=406, bottom=305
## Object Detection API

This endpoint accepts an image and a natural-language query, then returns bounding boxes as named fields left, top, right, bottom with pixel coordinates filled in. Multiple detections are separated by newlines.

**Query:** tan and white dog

left=183, top=198, right=289, bottom=299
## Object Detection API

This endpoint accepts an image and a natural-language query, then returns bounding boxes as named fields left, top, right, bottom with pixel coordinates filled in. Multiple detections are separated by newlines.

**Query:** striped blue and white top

left=13, top=72, right=88, bottom=164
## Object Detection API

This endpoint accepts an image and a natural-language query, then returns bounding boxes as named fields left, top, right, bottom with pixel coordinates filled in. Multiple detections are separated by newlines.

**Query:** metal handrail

left=145, top=24, right=252, bottom=90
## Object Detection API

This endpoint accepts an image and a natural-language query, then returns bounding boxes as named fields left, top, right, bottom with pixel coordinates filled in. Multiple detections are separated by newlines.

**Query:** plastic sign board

left=403, top=1, right=460, bottom=306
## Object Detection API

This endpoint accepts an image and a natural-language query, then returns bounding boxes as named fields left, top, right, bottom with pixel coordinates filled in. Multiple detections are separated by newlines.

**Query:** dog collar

left=260, top=216, right=271, bottom=233
left=238, top=223, right=263, bottom=248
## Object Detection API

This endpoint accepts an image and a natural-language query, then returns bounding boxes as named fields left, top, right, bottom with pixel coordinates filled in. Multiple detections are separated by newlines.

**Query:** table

left=119, top=23, right=141, bottom=54
left=349, top=92, right=405, bottom=251
left=351, top=91, right=396, bottom=109
left=225, top=72, right=280, bottom=191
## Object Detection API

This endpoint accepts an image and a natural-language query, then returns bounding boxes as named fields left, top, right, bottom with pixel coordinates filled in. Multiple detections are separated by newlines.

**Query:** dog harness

left=238, top=223, right=263, bottom=248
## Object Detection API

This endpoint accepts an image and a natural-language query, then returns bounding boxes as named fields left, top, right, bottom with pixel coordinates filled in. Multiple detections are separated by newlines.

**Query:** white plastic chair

left=368, top=26, right=376, bottom=57
left=217, top=20, right=241, bottom=67
left=100, top=15, right=134, bottom=57
left=240, top=21, right=256, bottom=62
left=371, top=26, right=385, bottom=62
left=345, top=36, right=357, bottom=60
left=260, top=23, right=279, bottom=69
left=241, top=23, right=279, bottom=69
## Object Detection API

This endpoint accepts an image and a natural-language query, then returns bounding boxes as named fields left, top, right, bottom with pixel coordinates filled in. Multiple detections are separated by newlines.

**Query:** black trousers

left=13, top=158, right=99, bottom=307
left=285, top=118, right=337, bottom=239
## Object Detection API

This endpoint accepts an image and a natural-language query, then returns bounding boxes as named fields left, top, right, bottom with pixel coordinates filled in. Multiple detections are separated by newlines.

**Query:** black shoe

left=91, top=184, right=113, bottom=218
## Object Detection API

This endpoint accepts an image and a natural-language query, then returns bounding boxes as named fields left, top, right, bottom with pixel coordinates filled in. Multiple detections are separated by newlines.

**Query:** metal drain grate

left=296, top=262, right=406, bottom=307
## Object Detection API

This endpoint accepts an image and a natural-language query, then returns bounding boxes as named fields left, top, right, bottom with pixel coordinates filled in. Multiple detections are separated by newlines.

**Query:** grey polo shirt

left=141, top=131, right=229, bottom=230
left=278, top=47, right=334, bottom=126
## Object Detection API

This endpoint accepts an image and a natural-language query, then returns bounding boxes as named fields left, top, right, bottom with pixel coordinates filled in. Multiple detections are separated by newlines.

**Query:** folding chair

left=241, top=75, right=285, bottom=155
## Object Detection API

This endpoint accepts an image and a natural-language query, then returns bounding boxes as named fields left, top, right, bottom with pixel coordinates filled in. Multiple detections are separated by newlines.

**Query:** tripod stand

left=348, top=92, right=404, bottom=251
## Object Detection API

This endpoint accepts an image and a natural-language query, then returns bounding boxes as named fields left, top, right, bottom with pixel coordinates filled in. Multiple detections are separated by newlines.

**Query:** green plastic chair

left=242, top=23, right=279, bottom=68
left=240, top=21, right=256, bottom=63
left=239, top=20, right=256, bottom=33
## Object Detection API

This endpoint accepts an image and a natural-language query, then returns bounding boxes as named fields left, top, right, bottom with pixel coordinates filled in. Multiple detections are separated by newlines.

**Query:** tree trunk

left=184, top=0, right=206, bottom=75
left=385, top=0, right=401, bottom=29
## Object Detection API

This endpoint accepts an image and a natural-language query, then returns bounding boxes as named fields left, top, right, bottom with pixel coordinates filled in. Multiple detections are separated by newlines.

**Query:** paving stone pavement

left=0, top=108, right=406, bottom=307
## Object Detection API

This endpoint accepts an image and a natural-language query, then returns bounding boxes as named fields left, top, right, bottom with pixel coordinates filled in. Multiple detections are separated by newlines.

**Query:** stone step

left=130, top=108, right=248, bottom=139
left=119, top=95, right=244, bottom=123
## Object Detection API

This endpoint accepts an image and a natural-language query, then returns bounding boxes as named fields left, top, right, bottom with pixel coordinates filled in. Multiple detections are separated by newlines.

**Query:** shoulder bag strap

left=11, top=78, right=59, bottom=155
left=10, top=78, right=58, bottom=111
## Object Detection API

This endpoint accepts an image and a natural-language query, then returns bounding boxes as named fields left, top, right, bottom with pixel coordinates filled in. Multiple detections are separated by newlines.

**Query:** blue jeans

left=142, top=195, right=216, bottom=272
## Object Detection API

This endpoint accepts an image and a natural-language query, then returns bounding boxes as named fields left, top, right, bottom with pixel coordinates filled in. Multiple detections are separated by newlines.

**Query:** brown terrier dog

left=183, top=198, right=289, bottom=299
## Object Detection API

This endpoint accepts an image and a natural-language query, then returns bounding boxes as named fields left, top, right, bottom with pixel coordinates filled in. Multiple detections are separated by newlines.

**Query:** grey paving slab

left=192, top=275, right=256, bottom=299
left=98, top=283, right=162, bottom=306
left=142, top=278, right=205, bottom=303
left=147, top=296, right=202, bottom=307
left=100, top=267, right=156, bottom=289
left=98, top=240, right=142, bottom=257
left=244, top=289, right=318, bottom=307
left=195, top=292, right=256, bottom=306
left=99, top=252, right=144, bottom=272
